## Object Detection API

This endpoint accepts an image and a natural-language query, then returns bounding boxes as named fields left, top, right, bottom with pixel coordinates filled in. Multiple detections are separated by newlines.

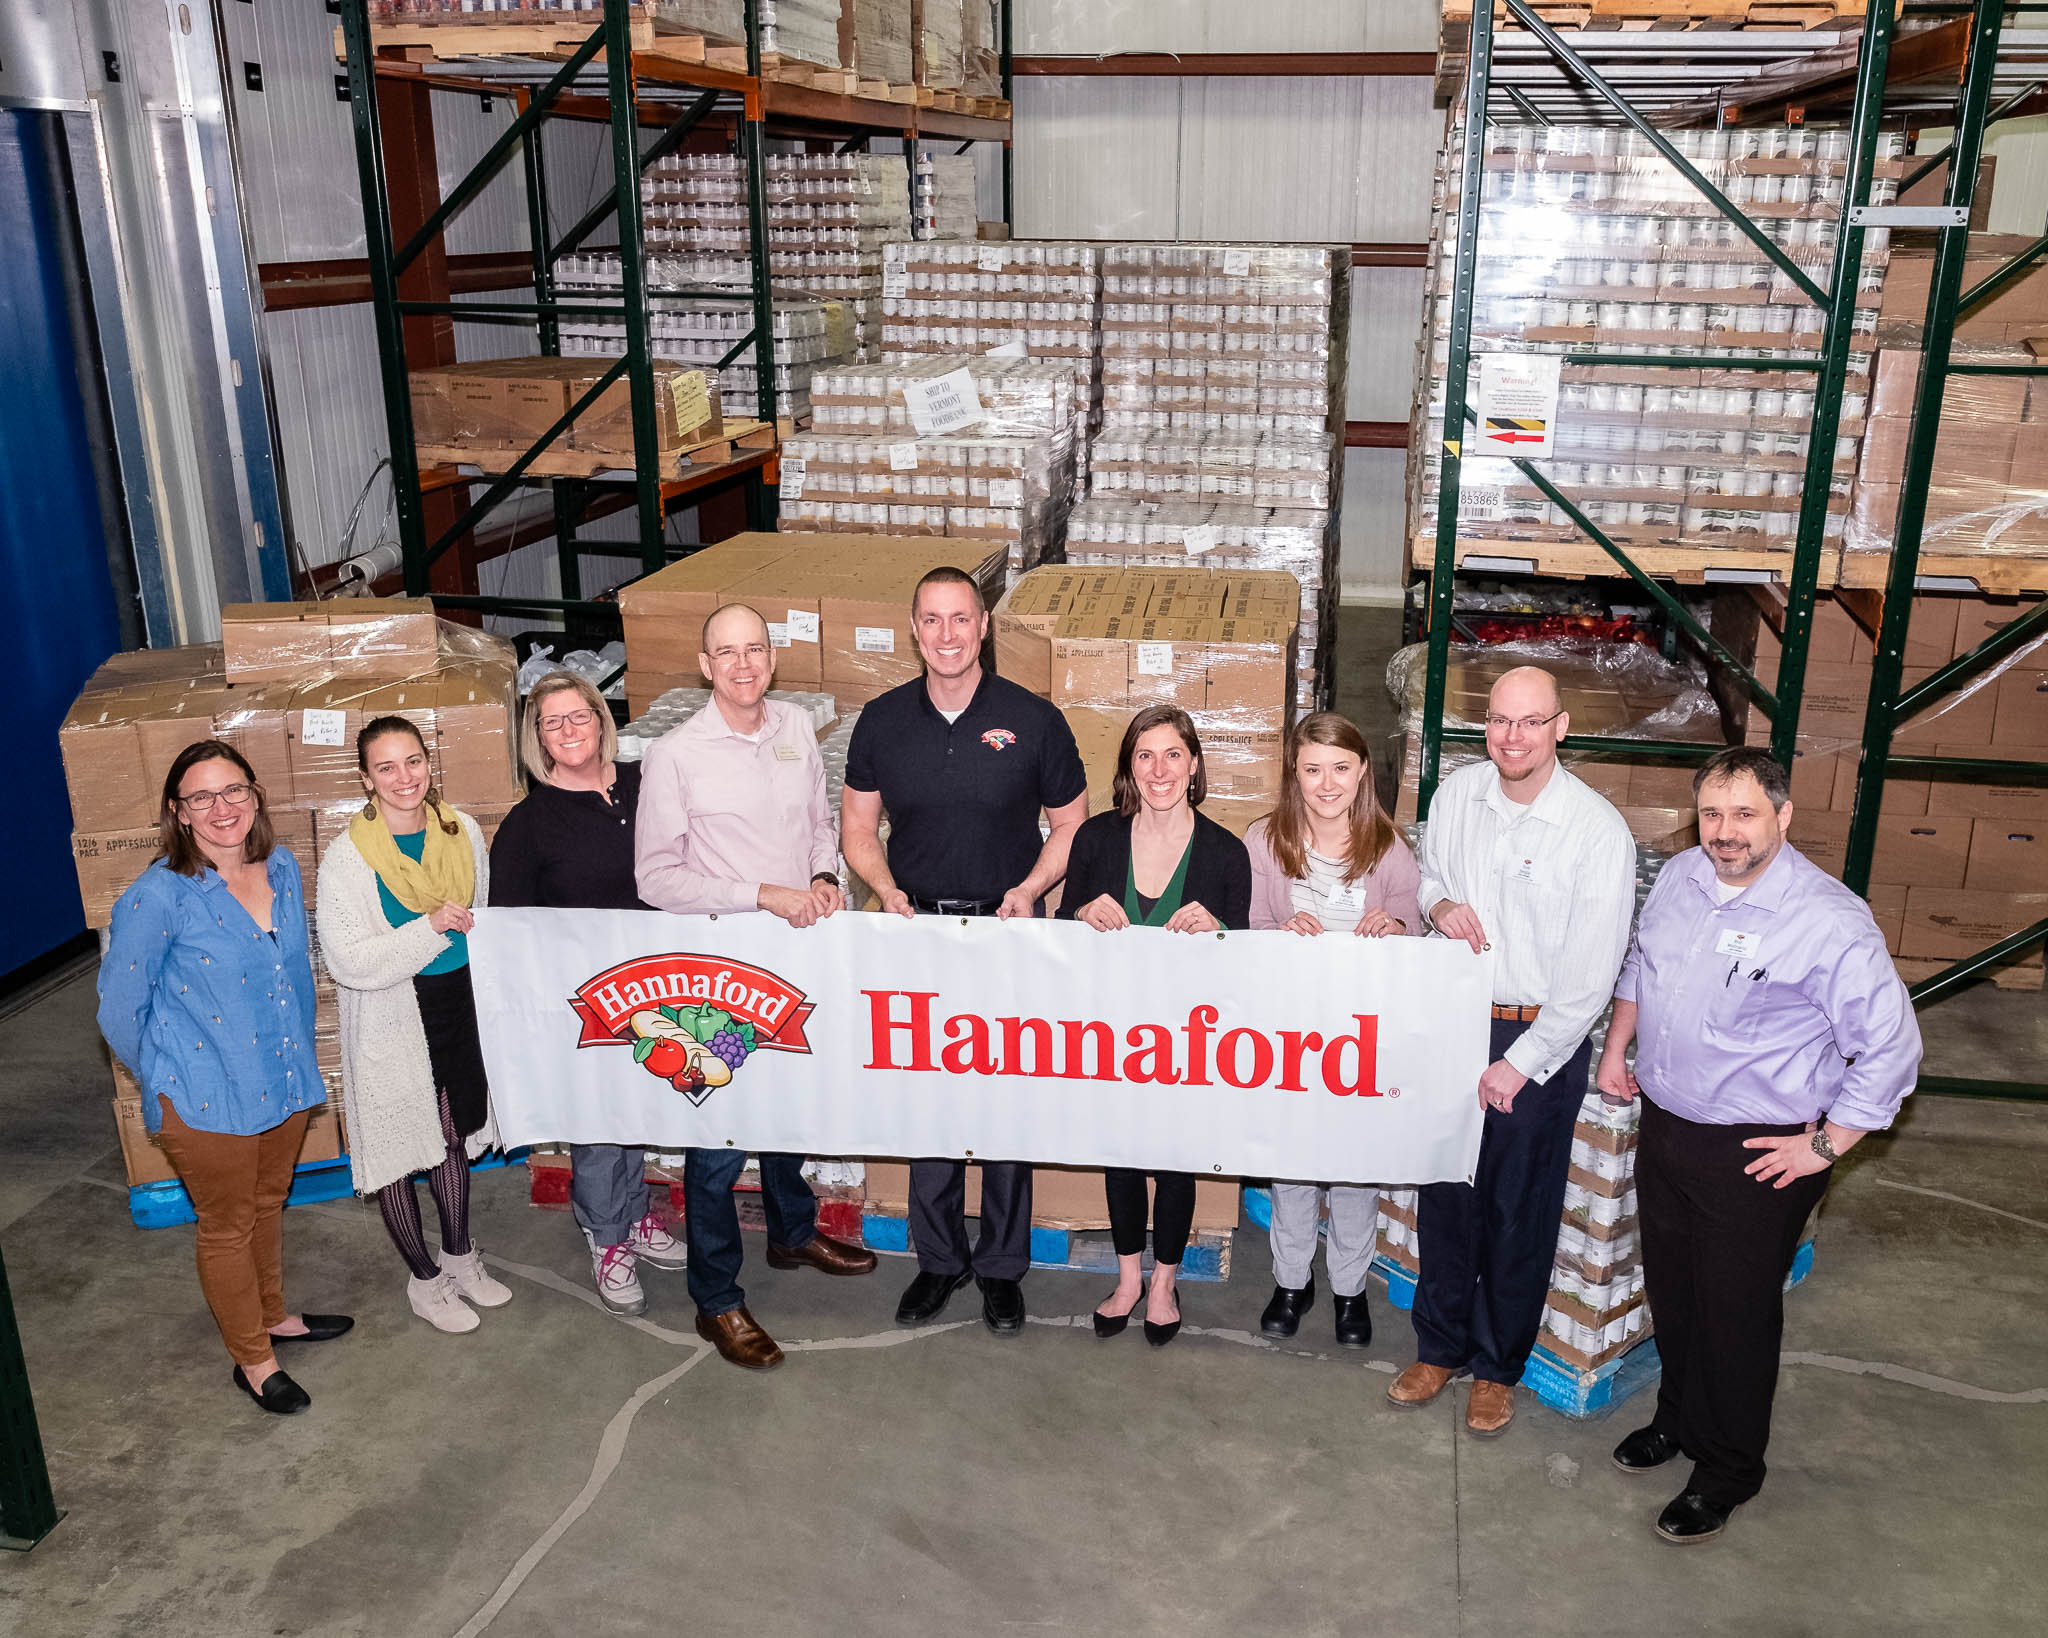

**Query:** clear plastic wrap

left=917, top=0, right=964, bottom=89
left=1410, top=117, right=1907, bottom=559
left=616, top=687, right=838, bottom=762
left=913, top=151, right=979, bottom=241
left=755, top=0, right=842, bottom=66
left=1385, top=635, right=1723, bottom=743
left=880, top=239, right=1104, bottom=362
left=407, top=358, right=719, bottom=459
left=846, top=0, right=912, bottom=83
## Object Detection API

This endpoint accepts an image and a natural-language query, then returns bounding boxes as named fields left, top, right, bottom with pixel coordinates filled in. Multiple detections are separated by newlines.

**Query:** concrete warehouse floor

left=3, top=608, right=2045, bottom=1637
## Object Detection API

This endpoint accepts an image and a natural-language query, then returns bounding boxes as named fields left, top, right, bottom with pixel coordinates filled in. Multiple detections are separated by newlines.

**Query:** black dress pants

left=1638, top=1096, right=1830, bottom=1511
left=1103, top=1169, right=1195, bottom=1265
left=1413, top=1018, right=1591, bottom=1385
left=908, top=1160, right=1032, bottom=1281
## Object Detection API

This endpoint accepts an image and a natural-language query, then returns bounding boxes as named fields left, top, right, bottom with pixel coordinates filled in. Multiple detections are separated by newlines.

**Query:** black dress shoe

left=1655, top=1489, right=1734, bottom=1545
left=233, top=1366, right=311, bottom=1416
left=979, top=1276, right=1025, bottom=1337
left=1612, top=1425, right=1684, bottom=1475
left=271, top=1314, right=354, bottom=1344
left=1332, top=1291, right=1372, bottom=1348
left=1094, top=1283, right=1145, bottom=1339
left=1260, top=1275, right=1315, bottom=1338
left=1143, top=1287, right=1182, bottom=1348
left=895, top=1269, right=973, bottom=1326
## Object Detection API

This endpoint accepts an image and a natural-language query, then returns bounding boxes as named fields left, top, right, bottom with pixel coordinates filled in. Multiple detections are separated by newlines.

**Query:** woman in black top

left=489, top=672, right=687, bottom=1319
left=1059, top=704, right=1252, bottom=1347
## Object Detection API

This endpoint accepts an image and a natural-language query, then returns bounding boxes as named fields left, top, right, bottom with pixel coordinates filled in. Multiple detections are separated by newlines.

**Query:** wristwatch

left=1810, top=1126, right=1838, bottom=1164
left=811, top=872, right=840, bottom=889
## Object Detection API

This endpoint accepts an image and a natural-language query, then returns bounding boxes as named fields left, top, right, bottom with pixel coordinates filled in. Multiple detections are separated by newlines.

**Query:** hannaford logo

left=571, top=954, right=813, bottom=1107
left=862, top=993, right=1382, bottom=1096
left=980, top=728, right=1017, bottom=751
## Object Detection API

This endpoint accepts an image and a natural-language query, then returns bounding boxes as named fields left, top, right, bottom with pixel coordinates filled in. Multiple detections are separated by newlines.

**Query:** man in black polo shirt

left=842, top=565, right=1089, bottom=1336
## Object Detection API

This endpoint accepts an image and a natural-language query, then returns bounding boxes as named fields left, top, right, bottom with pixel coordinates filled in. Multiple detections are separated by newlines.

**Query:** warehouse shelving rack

left=336, top=0, right=1013, bottom=624
left=1418, top=0, right=2048, bottom=1101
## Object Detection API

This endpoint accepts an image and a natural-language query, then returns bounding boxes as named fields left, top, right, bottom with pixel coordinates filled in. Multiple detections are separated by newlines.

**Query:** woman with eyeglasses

left=318, top=713, right=513, bottom=1335
left=489, top=672, right=687, bottom=1317
left=1058, top=704, right=1252, bottom=1347
left=98, top=739, right=352, bottom=1416
left=1245, top=712, right=1422, bottom=1349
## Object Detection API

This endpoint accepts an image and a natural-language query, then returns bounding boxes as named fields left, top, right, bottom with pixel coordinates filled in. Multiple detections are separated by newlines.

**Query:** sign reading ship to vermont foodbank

left=468, top=911, right=1494, bottom=1185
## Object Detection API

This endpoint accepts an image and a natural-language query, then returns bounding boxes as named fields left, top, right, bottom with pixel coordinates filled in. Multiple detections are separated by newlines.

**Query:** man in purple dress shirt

left=1596, top=745, right=1922, bottom=1545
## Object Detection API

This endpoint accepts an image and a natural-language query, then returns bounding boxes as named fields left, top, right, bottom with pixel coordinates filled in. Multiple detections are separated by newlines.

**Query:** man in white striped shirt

left=1389, top=666, right=1638, bottom=1437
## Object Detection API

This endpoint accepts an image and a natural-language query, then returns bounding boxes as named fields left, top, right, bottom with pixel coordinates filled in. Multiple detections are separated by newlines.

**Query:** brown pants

left=153, top=1100, right=310, bottom=1369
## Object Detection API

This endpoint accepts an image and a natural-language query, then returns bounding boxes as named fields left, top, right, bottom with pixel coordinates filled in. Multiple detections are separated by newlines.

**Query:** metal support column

left=742, top=0, right=781, bottom=531
left=604, top=0, right=666, bottom=574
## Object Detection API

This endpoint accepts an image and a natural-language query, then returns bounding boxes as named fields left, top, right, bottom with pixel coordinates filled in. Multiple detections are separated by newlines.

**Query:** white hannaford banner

left=469, top=909, right=1495, bottom=1185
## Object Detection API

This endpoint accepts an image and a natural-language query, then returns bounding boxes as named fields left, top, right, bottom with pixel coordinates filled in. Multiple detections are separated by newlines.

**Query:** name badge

left=1714, top=927, right=1764, bottom=961
left=1326, top=881, right=1367, bottom=915
left=1512, top=853, right=1541, bottom=886
left=774, top=743, right=799, bottom=762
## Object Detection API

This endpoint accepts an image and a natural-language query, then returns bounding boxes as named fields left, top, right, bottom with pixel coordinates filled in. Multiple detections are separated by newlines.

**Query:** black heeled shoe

left=1093, top=1283, right=1146, bottom=1339
left=1143, top=1282, right=1183, bottom=1348
left=271, top=1314, right=354, bottom=1344
left=233, top=1365, right=311, bottom=1416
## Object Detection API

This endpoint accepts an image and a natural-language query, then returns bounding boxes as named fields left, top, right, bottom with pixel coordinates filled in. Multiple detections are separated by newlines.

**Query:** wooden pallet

left=339, top=12, right=656, bottom=62
left=926, top=90, right=1009, bottom=117
left=1838, top=548, right=2048, bottom=596
left=1442, top=0, right=1862, bottom=20
left=416, top=418, right=773, bottom=482
left=751, top=52, right=862, bottom=92
left=860, top=1208, right=1235, bottom=1283
left=856, top=78, right=923, bottom=105
left=1413, top=532, right=1838, bottom=586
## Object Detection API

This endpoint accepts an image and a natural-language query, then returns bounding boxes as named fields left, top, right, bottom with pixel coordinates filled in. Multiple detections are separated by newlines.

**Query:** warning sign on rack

left=1473, top=354, right=1562, bottom=458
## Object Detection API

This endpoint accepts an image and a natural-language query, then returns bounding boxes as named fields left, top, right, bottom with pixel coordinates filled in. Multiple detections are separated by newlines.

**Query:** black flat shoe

left=1143, top=1287, right=1183, bottom=1348
left=1612, top=1425, right=1684, bottom=1475
left=1260, top=1276, right=1314, bottom=1338
left=979, top=1277, right=1025, bottom=1337
left=895, top=1270, right=973, bottom=1326
left=1093, top=1283, right=1145, bottom=1339
left=1332, top=1291, right=1372, bottom=1348
left=271, top=1314, right=354, bottom=1344
left=233, top=1365, right=311, bottom=1416
left=1654, top=1489, right=1734, bottom=1545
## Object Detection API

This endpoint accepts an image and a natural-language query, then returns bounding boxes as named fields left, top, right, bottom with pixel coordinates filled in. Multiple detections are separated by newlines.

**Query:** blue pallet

left=127, top=1149, right=526, bottom=1230
left=860, top=1212, right=1231, bottom=1282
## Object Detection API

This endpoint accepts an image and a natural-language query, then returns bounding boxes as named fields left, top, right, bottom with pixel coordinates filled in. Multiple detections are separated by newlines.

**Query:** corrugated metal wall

left=1010, top=1, right=1443, bottom=601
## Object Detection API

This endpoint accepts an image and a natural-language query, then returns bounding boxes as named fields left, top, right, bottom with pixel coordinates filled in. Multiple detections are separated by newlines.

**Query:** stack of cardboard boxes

left=65, top=601, right=523, bottom=1188
left=615, top=531, right=1005, bottom=716
left=407, top=358, right=720, bottom=470
left=993, top=564, right=1300, bottom=838
left=1734, top=588, right=2048, bottom=987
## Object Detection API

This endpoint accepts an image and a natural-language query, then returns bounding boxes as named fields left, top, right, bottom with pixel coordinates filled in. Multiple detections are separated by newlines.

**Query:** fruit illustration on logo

left=629, top=1003, right=757, bottom=1105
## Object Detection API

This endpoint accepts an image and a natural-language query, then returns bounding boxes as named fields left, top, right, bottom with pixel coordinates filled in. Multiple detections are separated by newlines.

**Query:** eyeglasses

left=538, top=708, right=597, bottom=733
left=1483, top=710, right=1565, bottom=735
left=178, top=783, right=256, bottom=812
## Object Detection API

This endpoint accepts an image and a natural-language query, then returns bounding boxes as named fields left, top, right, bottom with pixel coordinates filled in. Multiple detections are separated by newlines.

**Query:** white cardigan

left=316, top=810, right=500, bottom=1194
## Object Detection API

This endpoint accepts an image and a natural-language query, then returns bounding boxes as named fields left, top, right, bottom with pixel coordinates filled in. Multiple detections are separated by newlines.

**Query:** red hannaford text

left=862, top=992, right=1381, bottom=1095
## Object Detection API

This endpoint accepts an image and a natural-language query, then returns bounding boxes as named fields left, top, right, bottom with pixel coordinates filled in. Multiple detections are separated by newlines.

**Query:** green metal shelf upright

left=1417, top=0, right=2048, bottom=1097
left=337, top=0, right=780, bottom=619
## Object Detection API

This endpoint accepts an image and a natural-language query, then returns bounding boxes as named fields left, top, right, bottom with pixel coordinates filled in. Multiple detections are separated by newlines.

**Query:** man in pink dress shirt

left=1596, top=745, right=1921, bottom=1545
left=634, top=602, right=878, bottom=1371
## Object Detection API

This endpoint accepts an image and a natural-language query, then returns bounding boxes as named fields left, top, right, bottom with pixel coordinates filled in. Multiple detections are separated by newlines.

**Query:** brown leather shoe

left=1465, top=1379, right=1516, bottom=1437
left=1387, top=1361, right=1458, bottom=1407
left=694, top=1307, right=784, bottom=1370
left=766, top=1233, right=877, bottom=1276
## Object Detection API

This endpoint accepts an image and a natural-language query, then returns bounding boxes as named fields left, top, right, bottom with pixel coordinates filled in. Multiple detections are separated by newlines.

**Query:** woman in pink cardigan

left=1245, top=712, right=1423, bottom=1349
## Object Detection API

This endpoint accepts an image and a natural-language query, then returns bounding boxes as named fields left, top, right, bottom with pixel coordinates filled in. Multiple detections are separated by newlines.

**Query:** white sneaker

left=438, top=1246, right=513, bottom=1309
left=408, top=1270, right=479, bottom=1333
left=629, top=1210, right=688, bottom=1271
left=587, top=1238, right=647, bottom=1315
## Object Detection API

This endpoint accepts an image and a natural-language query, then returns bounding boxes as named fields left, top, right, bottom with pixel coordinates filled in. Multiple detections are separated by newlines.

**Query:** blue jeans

left=570, top=1143, right=649, bottom=1248
left=684, top=1149, right=818, bottom=1316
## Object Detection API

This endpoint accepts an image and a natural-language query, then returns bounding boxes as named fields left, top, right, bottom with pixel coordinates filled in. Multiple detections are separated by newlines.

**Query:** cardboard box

left=1994, top=670, right=2048, bottom=747
left=432, top=662, right=522, bottom=805
left=1900, top=886, right=2048, bottom=964
left=72, top=827, right=163, bottom=928
left=1964, top=816, right=2048, bottom=892
left=861, top=1159, right=1239, bottom=1233
left=1870, top=815, right=1973, bottom=888
left=1866, top=882, right=1907, bottom=955
left=112, top=1094, right=180, bottom=1187
left=220, top=602, right=330, bottom=683
left=1924, top=744, right=2048, bottom=818
left=1952, top=598, right=2045, bottom=660
left=1830, top=755, right=1929, bottom=818
left=1790, top=809, right=1852, bottom=877
left=568, top=362, right=720, bottom=458
left=61, top=688, right=159, bottom=830
left=323, top=598, right=438, bottom=679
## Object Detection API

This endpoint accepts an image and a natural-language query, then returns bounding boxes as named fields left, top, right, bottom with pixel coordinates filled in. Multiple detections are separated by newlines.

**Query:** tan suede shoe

left=1465, top=1379, right=1516, bottom=1437
left=1387, top=1361, right=1458, bottom=1407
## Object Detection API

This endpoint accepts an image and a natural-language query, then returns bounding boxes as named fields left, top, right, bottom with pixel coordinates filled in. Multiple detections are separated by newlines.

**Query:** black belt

left=909, top=895, right=1004, bottom=917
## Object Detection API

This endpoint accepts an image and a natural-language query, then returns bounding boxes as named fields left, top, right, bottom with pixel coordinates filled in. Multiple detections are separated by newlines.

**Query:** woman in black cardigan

left=1059, top=703, right=1252, bottom=1347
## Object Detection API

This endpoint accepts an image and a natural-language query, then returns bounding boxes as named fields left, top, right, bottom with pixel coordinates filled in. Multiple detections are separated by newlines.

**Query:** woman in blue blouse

left=98, top=740, right=351, bottom=1416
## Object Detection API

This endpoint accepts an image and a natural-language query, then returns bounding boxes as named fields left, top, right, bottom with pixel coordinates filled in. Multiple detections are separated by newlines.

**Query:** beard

left=1708, top=840, right=1773, bottom=880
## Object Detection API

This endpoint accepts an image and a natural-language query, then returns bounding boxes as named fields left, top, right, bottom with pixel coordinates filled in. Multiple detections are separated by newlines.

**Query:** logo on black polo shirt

left=569, top=954, right=815, bottom=1106
left=981, top=728, right=1017, bottom=751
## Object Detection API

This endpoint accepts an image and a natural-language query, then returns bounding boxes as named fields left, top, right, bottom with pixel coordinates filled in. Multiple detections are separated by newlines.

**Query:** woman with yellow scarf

left=317, top=714, right=512, bottom=1333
